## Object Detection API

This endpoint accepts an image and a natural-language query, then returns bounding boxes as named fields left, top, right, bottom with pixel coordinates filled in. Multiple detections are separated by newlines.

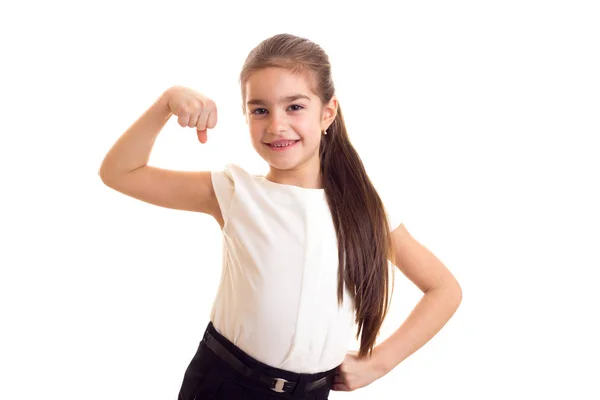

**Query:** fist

left=164, top=85, right=218, bottom=144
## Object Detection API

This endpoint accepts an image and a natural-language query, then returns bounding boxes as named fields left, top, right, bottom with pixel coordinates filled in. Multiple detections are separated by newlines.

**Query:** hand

left=164, top=85, right=218, bottom=144
left=331, top=349, right=386, bottom=392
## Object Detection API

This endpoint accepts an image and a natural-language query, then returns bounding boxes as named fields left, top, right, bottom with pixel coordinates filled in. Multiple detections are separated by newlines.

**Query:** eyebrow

left=246, top=94, right=311, bottom=106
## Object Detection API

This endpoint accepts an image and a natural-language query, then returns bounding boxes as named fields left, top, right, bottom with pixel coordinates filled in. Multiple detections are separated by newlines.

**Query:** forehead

left=245, top=67, right=316, bottom=100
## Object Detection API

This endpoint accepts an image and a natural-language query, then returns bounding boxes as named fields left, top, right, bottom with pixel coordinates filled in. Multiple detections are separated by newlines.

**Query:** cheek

left=250, top=133, right=263, bottom=146
left=295, top=113, right=316, bottom=127
left=291, top=117, right=319, bottom=137
left=247, top=123, right=261, bottom=139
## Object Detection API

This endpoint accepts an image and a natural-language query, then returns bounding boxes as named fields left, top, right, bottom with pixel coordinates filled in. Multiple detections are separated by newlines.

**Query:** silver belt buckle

left=271, top=377, right=289, bottom=393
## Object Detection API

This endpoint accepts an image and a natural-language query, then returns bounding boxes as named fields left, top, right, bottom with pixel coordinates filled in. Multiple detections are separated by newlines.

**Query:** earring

left=322, top=129, right=328, bottom=135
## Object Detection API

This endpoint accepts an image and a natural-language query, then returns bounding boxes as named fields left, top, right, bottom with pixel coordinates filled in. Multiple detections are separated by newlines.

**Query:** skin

left=243, top=67, right=337, bottom=189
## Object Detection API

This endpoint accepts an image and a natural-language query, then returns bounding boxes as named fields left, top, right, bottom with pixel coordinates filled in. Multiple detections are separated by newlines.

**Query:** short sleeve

left=210, top=164, right=235, bottom=226
left=381, top=192, right=403, bottom=232
left=386, top=204, right=403, bottom=232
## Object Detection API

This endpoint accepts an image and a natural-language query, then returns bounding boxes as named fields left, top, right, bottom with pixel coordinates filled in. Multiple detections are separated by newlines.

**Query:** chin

left=263, top=157, right=298, bottom=171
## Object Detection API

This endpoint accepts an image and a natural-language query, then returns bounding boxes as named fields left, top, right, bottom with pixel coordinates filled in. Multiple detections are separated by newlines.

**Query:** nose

left=266, top=110, right=288, bottom=134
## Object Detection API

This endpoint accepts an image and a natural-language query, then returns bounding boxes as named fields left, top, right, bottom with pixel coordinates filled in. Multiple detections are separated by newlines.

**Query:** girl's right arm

left=98, top=86, right=222, bottom=224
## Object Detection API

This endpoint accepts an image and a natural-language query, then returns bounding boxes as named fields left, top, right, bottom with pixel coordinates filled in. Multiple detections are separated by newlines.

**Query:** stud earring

left=322, top=129, right=328, bottom=135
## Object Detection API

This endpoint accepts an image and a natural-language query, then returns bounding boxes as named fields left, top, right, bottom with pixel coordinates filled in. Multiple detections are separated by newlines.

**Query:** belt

left=203, top=331, right=331, bottom=394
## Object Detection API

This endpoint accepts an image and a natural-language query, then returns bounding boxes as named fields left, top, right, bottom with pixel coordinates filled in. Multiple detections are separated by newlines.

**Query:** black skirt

left=177, top=321, right=337, bottom=400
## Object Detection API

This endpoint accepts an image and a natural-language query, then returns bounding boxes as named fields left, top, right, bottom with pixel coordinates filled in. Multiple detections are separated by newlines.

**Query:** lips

left=267, top=139, right=300, bottom=145
left=265, top=139, right=300, bottom=151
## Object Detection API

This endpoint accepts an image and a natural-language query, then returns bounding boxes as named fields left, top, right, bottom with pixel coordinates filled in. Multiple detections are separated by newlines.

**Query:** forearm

left=372, top=286, right=462, bottom=375
left=99, top=89, right=173, bottom=180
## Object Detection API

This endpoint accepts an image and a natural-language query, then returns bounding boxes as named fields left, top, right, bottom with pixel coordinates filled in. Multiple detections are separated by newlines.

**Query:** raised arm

left=98, top=87, right=222, bottom=223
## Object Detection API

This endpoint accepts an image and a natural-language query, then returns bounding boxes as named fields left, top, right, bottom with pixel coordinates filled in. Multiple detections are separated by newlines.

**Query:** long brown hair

left=239, top=33, right=396, bottom=359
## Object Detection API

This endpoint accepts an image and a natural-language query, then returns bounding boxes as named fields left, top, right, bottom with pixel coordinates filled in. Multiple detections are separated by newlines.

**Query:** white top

left=209, top=163, right=402, bottom=373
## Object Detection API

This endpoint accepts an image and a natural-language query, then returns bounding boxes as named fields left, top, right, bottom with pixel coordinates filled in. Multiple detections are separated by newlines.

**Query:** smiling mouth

left=265, top=140, right=300, bottom=149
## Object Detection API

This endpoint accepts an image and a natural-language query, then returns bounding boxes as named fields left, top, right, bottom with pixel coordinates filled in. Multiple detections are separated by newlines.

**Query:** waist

left=209, top=314, right=353, bottom=372
left=203, top=321, right=337, bottom=395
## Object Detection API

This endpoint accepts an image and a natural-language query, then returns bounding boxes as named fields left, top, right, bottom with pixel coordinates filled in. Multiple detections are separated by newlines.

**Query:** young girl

left=99, top=33, right=462, bottom=400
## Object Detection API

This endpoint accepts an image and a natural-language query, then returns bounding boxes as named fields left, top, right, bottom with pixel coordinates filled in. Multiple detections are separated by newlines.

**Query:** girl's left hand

left=331, top=350, right=386, bottom=392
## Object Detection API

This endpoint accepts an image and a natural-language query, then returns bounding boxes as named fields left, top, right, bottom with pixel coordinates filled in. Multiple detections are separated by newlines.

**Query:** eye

left=251, top=108, right=267, bottom=115
left=250, top=104, right=305, bottom=115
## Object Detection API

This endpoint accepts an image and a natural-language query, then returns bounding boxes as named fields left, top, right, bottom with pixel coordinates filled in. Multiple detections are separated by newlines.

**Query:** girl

left=99, top=33, right=462, bottom=400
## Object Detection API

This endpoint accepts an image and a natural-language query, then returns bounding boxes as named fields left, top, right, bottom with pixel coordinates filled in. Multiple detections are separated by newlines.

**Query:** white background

left=1, top=0, right=599, bottom=399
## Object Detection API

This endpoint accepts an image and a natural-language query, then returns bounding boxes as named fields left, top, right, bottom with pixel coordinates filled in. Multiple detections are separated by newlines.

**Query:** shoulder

left=212, top=162, right=255, bottom=181
left=210, top=162, right=261, bottom=228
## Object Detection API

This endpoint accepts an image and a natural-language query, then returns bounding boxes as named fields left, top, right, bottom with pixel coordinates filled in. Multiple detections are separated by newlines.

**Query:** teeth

left=272, top=141, right=295, bottom=147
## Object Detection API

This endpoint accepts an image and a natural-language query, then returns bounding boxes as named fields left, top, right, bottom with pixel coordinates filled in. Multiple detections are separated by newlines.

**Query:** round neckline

left=254, top=175, right=325, bottom=193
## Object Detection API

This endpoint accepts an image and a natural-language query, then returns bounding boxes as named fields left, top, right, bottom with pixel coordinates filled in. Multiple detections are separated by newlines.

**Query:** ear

left=321, top=95, right=338, bottom=129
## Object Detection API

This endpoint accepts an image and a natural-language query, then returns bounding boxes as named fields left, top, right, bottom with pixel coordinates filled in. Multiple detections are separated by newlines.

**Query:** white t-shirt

left=209, top=163, right=402, bottom=373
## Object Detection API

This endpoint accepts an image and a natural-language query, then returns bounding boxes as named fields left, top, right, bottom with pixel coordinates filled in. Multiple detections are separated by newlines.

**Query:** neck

left=266, top=159, right=324, bottom=189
